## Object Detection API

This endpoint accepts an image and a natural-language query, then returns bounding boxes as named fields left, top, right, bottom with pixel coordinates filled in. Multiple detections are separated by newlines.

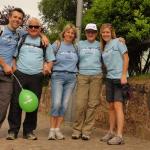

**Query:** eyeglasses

left=28, top=25, right=40, bottom=29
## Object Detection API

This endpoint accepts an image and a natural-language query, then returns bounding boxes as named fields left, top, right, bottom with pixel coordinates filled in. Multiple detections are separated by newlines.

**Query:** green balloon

left=19, top=89, right=38, bottom=112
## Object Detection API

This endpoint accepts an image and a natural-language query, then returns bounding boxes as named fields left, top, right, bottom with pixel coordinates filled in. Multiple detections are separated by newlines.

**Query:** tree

left=83, top=0, right=150, bottom=75
left=38, top=0, right=92, bottom=42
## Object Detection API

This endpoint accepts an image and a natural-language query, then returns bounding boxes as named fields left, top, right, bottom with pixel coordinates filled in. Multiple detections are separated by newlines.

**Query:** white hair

left=27, top=17, right=42, bottom=26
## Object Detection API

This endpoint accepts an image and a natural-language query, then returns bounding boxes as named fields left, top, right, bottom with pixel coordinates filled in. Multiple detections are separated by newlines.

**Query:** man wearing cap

left=72, top=23, right=103, bottom=140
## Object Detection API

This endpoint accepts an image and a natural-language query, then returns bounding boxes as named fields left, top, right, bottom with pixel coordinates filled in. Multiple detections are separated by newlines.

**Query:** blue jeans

left=50, top=72, right=76, bottom=116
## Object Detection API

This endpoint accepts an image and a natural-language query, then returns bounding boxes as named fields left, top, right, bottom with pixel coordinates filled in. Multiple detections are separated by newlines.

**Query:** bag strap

left=0, top=25, right=5, bottom=36
left=54, top=40, right=78, bottom=55
left=54, top=40, right=61, bottom=55
left=17, top=34, right=28, bottom=58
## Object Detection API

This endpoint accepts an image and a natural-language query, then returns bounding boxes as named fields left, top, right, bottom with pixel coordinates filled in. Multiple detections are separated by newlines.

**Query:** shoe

left=82, top=134, right=90, bottom=140
left=100, top=132, right=115, bottom=142
left=55, top=129, right=65, bottom=140
left=6, top=132, right=17, bottom=140
left=48, top=130, right=56, bottom=140
left=72, top=133, right=81, bottom=139
left=107, top=136, right=125, bottom=145
left=23, top=132, right=37, bottom=140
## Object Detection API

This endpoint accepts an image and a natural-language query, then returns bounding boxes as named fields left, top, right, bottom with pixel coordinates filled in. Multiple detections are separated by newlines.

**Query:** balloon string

left=12, top=73, right=23, bottom=90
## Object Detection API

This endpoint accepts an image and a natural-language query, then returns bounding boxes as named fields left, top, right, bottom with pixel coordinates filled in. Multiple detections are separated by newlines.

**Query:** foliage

left=38, top=0, right=92, bottom=42
left=129, top=73, right=150, bottom=81
left=83, top=0, right=150, bottom=75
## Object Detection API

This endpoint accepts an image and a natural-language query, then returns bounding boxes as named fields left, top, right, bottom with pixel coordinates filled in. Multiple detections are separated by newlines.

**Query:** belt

left=53, top=70, right=77, bottom=74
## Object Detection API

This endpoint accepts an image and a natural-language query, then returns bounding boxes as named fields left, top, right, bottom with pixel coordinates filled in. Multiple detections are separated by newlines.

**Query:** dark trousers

left=8, top=70, right=43, bottom=135
left=0, top=72, right=13, bottom=127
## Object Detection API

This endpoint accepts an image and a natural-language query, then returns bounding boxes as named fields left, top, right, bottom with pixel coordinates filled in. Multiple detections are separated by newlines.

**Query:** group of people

left=0, top=7, right=129, bottom=145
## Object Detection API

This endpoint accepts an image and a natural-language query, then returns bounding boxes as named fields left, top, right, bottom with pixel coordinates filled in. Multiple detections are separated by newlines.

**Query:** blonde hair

left=60, top=24, right=77, bottom=43
left=100, top=23, right=116, bottom=51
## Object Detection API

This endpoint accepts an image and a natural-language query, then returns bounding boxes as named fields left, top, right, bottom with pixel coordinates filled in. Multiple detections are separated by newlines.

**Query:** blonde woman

left=100, top=23, right=129, bottom=145
left=48, top=24, right=78, bottom=140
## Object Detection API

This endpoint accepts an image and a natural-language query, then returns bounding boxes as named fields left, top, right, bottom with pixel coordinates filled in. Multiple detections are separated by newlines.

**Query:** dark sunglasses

left=28, top=25, right=40, bottom=29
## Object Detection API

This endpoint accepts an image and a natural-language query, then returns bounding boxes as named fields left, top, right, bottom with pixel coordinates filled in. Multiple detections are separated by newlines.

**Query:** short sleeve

left=117, top=40, right=128, bottom=55
left=46, top=43, right=56, bottom=62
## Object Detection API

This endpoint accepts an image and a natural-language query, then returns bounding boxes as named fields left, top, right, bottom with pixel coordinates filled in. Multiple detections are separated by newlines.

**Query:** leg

left=48, top=116, right=57, bottom=140
left=82, top=74, right=102, bottom=138
left=55, top=73, right=76, bottom=140
left=50, top=116, right=57, bottom=128
left=105, top=78, right=116, bottom=133
left=114, top=101, right=124, bottom=137
left=48, top=72, right=64, bottom=140
left=23, top=73, right=43, bottom=135
left=58, top=73, right=76, bottom=127
left=101, top=79, right=116, bottom=142
left=72, top=74, right=89, bottom=136
left=7, top=71, right=25, bottom=136
left=107, top=102, right=125, bottom=145
left=50, top=73, right=64, bottom=122
left=107, top=79, right=125, bottom=145
left=8, top=77, right=22, bottom=135
left=108, top=103, right=116, bottom=133
left=55, top=116, right=63, bottom=128
left=0, top=75, right=13, bottom=127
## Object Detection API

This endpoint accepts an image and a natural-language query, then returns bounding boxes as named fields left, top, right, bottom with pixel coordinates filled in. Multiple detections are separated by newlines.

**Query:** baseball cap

left=85, top=23, right=97, bottom=31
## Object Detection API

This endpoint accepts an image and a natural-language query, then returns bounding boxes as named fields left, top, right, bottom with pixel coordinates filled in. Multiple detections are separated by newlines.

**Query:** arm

left=0, top=57, right=13, bottom=75
left=12, top=58, right=17, bottom=73
left=40, top=33, right=49, bottom=47
left=43, top=61, right=53, bottom=75
left=121, top=52, right=129, bottom=84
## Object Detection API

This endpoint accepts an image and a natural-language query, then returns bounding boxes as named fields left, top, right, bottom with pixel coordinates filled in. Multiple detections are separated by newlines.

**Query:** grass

left=129, top=73, right=150, bottom=82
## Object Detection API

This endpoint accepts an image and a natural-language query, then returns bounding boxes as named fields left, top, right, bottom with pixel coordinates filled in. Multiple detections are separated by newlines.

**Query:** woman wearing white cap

left=72, top=23, right=103, bottom=140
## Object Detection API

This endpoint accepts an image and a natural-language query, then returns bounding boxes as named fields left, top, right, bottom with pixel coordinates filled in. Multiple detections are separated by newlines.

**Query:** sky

left=0, top=0, right=41, bottom=18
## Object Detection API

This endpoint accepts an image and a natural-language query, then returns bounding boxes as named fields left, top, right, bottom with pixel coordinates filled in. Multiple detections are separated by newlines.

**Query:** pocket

left=71, top=73, right=77, bottom=81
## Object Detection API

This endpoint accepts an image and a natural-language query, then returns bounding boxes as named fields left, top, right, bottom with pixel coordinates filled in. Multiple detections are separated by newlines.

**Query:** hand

left=41, top=34, right=49, bottom=47
left=2, top=64, right=13, bottom=75
left=121, top=75, right=127, bottom=85
left=118, top=37, right=125, bottom=44
left=43, top=62, right=51, bottom=75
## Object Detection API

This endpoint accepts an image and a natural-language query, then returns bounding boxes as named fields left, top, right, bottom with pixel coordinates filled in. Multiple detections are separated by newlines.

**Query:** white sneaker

left=48, top=130, right=56, bottom=140
left=55, top=129, right=65, bottom=140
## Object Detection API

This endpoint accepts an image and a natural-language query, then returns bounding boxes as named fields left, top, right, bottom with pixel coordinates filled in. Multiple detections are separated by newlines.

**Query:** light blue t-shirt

left=52, top=41, right=78, bottom=73
left=15, top=35, right=55, bottom=75
left=78, top=40, right=102, bottom=75
left=0, top=25, right=24, bottom=71
left=102, top=38, right=129, bottom=79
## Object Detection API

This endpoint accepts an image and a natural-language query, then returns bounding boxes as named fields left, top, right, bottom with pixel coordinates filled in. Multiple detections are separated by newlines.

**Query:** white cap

left=85, top=23, right=97, bottom=31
